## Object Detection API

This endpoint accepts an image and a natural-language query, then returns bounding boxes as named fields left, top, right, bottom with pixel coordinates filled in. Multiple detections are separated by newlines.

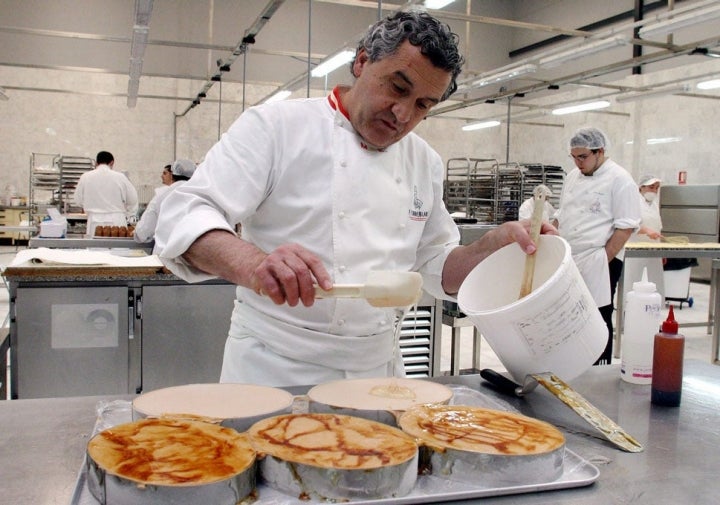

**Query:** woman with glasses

left=553, top=127, right=641, bottom=364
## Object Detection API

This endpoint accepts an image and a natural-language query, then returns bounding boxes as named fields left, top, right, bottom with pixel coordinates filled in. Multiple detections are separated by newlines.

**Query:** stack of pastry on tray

left=94, top=225, right=134, bottom=237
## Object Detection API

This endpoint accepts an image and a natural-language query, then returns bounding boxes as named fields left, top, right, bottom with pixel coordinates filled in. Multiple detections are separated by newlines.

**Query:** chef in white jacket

left=74, top=151, right=139, bottom=237
left=553, top=127, right=641, bottom=364
left=154, top=11, right=555, bottom=387
left=134, top=159, right=196, bottom=243
left=623, top=175, right=665, bottom=299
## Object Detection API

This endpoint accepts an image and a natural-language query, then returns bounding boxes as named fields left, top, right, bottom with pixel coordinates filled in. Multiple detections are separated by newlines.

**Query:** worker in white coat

left=134, top=159, right=196, bottom=243
left=553, top=127, right=641, bottom=364
left=518, top=191, right=555, bottom=221
left=154, top=11, right=555, bottom=387
left=623, top=174, right=665, bottom=300
left=74, top=151, right=139, bottom=237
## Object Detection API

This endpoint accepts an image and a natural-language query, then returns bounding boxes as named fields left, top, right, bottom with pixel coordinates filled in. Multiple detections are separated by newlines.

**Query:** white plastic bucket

left=458, top=235, right=606, bottom=383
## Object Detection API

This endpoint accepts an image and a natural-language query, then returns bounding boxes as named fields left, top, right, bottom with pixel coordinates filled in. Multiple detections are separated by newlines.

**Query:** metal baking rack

left=519, top=163, right=565, bottom=209
left=444, top=158, right=523, bottom=224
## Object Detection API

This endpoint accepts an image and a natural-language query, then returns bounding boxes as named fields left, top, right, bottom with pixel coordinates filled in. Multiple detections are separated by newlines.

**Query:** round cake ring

left=132, top=383, right=294, bottom=432
left=308, top=377, right=453, bottom=424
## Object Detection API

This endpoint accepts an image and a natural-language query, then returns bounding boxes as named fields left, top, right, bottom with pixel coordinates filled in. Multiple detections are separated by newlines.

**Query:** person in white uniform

left=74, top=151, right=139, bottom=237
left=518, top=193, right=555, bottom=221
left=553, top=127, right=641, bottom=364
left=623, top=174, right=665, bottom=300
left=134, top=159, right=196, bottom=243
left=154, top=11, right=555, bottom=387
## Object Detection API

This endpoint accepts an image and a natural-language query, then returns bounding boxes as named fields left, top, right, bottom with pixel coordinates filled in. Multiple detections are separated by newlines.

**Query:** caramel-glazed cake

left=87, top=418, right=255, bottom=486
left=247, top=413, right=419, bottom=500
left=399, top=404, right=564, bottom=455
left=398, top=404, right=565, bottom=485
left=248, top=413, right=417, bottom=469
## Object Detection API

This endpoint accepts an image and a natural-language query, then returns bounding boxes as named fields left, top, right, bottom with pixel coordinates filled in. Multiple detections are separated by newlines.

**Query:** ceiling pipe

left=177, top=0, right=287, bottom=117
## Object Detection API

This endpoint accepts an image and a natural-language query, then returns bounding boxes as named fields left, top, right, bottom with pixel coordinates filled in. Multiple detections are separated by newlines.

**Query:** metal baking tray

left=70, top=390, right=599, bottom=505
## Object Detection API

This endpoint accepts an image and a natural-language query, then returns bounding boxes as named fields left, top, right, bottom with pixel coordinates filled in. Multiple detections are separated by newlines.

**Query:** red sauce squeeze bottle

left=651, top=305, right=685, bottom=407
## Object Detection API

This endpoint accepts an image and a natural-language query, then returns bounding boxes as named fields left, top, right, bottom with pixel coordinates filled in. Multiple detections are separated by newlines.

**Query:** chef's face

left=640, top=182, right=660, bottom=194
left=161, top=168, right=172, bottom=186
left=347, top=41, right=451, bottom=149
left=570, top=148, right=604, bottom=176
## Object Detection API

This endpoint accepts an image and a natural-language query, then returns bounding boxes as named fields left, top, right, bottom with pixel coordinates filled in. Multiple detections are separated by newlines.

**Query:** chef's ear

left=351, top=49, right=368, bottom=78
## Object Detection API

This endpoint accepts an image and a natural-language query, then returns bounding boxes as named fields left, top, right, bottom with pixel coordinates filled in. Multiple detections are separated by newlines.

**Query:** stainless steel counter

left=1, top=360, right=718, bottom=505
left=29, top=236, right=152, bottom=250
left=617, top=242, right=720, bottom=360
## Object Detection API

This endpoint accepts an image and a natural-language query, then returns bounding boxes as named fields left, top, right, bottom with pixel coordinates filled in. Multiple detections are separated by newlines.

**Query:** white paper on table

left=9, top=247, right=164, bottom=268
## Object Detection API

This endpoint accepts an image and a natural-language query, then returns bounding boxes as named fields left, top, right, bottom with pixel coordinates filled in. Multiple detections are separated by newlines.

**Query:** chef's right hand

left=250, top=243, right=333, bottom=307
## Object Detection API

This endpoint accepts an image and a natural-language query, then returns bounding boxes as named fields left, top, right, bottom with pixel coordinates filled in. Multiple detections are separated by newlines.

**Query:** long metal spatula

left=480, top=369, right=644, bottom=453
left=314, top=271, right=423, bottom=308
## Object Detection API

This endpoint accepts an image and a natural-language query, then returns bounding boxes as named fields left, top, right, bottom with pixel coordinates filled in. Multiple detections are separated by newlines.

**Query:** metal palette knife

left=480, top=369, right=643, bottom=453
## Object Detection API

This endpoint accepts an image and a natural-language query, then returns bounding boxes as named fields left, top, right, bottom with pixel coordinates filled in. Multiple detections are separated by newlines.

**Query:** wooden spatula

left=519, top=185, right=551, bottom=299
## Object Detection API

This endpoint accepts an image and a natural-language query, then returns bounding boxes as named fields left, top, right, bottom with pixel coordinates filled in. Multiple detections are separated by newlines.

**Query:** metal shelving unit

left=520, top=163, right=565, bottom=209
left=29, top=153, right=93, bottom=225
left=58, top=156, right=93, bottom=213
left=495, top=162, right=523, bottom=223
left=444, top=158, right=523, bottom=224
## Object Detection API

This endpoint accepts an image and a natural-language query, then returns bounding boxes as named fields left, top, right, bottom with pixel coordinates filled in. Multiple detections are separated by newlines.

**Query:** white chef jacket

left=625, top=192, right=664, bottom=296
left=518, top=197, right=555, bottom=221
left=154, top=89, right=460, bottom=385
left=133, top=183, right=179, bottom=243
left=555, top=158, right=640, bottom=307
left=73, top=164, right=139, bottom=236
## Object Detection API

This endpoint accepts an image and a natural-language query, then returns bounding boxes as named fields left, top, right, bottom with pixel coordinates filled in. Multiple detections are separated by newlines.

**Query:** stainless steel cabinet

left=14, top=286, right=138, bottom=398
left=139, top=284, right=236, bottom=391
left=660, top=184, right=720, bottom=281
left=9, top=279, right=236, bottom=399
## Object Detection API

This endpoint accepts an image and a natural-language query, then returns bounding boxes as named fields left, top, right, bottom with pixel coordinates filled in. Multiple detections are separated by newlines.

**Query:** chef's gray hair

left=352, top=10, right=463, bottom=102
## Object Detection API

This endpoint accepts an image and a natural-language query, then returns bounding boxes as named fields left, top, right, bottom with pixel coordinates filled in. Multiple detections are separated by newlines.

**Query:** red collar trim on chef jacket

left=328, top=86, right=350, bottom=120
left=327, top=86, right=384, bottom=152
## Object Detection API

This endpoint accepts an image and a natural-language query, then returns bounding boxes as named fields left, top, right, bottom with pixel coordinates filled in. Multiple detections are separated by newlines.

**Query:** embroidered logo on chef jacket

left=409, top=185, right=428, bottom=221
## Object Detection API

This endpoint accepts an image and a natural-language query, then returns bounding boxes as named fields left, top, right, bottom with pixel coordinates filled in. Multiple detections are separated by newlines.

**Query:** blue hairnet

left=569, top=127, right=610, bottom=150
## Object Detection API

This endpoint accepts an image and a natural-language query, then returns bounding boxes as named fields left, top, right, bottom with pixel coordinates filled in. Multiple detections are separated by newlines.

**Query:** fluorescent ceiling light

left=639, top=3, right=720, bottom=38
left=551, top=100, right=610, bottom=115
left=646, top=137, right=682, bottom=145
left=311, top=50, right=355, bottom=78
left=538, top=35, right=629, bottom=69
left=425, top=0, right=455, bottom=8
left=697, top=79, right=720, bottom=90
left=469, top=64, right=537, bottom=89
left=265, top=90, right=292, bottom=104
left=462, top=120, right=501, bottom=131
left=615, top=84, right=690, bottom=102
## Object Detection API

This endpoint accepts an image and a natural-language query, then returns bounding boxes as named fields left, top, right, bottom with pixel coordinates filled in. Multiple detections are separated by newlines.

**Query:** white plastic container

left=458, top=235, right=607, bottom=384
left=621, top=268, right=663, bottom=384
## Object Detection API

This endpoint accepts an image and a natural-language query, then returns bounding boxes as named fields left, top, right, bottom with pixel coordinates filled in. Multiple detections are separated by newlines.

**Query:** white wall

left=420, top=56, right=720, bottom=188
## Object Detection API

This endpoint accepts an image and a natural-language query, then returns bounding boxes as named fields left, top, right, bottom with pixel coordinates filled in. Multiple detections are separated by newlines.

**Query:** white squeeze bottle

left=621, top=267, right=663, bottom=384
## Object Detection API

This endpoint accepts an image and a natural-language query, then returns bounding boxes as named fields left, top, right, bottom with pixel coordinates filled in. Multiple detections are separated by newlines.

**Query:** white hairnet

left=638, top=174, right=661, bottom=186
left=569, top=127, right=610, bottom=150
left=171, top=159, right=196, bottom=178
